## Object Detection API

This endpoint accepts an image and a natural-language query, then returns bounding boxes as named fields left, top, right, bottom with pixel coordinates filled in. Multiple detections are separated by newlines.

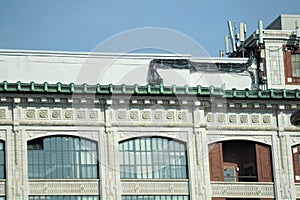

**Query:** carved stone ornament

left=218, top=114, right=225, bottom=123
left=166, top=111, right=175, bottom=120
left=178, top=112, right=186, bottom=120
left=77, top=110, right=86, bottom=119
left=252, top=115, right=259, bottom=123
left=154, top=111, right=162, bottom=120
left=240, top=115, right=248, bottom=123
left=89, top=111, right=98, bottom=119
left=0, top=109, right=5, bottom=119
left=117, top=111, right=126, bottom=120
left=39, top=110, right=48, bottom=119
left=64, top=110, right=73, bottom=119
left=141, top=111, right=150, bottom=120
left=263, top=115, right=271, bottom=124
left=26, top=109, right=35, bottom=119
left=207, top=114, right=214, bottom=122
left=130, top=111, right=138, bottom=120
left=229, top=115, right=237, bottom=123
left=51, top=110, right=60, bottom=119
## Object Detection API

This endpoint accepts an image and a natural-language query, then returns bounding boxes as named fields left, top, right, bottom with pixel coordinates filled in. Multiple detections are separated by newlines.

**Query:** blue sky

left=0, top=0, right=299, bottom=56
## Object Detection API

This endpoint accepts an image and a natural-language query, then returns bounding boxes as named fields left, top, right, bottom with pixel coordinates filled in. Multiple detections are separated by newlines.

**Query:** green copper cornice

left=0, top=81, right=299, bottom=99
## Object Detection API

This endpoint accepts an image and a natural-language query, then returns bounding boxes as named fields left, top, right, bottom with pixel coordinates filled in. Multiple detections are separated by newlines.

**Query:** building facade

left=0, top=15, right=299, bottom=200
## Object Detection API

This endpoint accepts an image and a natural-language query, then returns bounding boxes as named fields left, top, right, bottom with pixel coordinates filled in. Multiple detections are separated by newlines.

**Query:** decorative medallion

left=64, top=110, right=73, bottom=119
left=178, top=112, right=186, bottom=120
left=263, top=115, right=271, bottom=124
left=0, top=109, right=5, bottom=119
left=252, top=115, right=259, bottom=123
left=51, top=110, right=60, bottom=119
left=141, top=111, right=150, bottom=120
left=154, top=111, right=162, bottom=120
left=26, top=109, right=35, bottom=119
left=240, top=115, right=248, bottom=123
left=117, top=111, right=126, bottom=120
left=89, top=111, right=98, bottom=119
left=207, top=114, right=214, bottom=122
left=130, top=111, right=138, bottom=120
left=39, top=110, right=48, bottom=119
left=166, top=111, right=175, bottom=120
left=217, top=114, right=225, bottom=123
left=228, top=115, right=237, bottom=123
left=77, top=110, right=86, bottom=119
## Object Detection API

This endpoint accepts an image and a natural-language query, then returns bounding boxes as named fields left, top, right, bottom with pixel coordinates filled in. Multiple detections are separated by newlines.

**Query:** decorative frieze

left=29, top=180, right=99, bottom=195
left=26, top=109, right=36, bottom=119
left=115, top=110, right=188, bottom=123
left=211, top=182, right=275, bottom=198
left=0, top=109, right=5, bottom=119
left=206, top=113, right=274, bottom=127
left=121, top=180, right=189, bottom=195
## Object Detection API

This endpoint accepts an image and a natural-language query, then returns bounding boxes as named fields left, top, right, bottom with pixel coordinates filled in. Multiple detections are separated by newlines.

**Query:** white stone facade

left=0, top=90, right=299, bottom=199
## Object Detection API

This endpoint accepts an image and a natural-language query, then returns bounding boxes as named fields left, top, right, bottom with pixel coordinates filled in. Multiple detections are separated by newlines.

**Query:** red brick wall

left=209, top=142, right=224, bottom=181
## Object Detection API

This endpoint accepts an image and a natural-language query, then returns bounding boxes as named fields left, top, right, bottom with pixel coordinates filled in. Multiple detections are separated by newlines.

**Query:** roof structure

left=0, top=81, right=299, bottom=100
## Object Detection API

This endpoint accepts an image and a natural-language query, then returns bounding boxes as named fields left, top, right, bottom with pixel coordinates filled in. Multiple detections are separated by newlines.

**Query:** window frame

left=27, top=136, right=99, bottom=179
left=119, top=137, right=188, bottom=179
left=283, top=45, right=300, bottom=84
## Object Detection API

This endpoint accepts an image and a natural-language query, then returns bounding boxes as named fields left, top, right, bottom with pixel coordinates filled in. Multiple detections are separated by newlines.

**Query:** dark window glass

left=0, top=142, right=5, bottom=179
left=292, top=54, right=300, bottom=78
left=119, top=137, right=188, bottom=179
left=28, top=136, right=98, bottom=179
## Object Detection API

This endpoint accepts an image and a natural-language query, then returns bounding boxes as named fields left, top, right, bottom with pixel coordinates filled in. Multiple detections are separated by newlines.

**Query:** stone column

left=102, top=101, right=121, bottom=200
left=272, top=110, right=295, bottom=199
left=6, top=98, right=28, bottom=200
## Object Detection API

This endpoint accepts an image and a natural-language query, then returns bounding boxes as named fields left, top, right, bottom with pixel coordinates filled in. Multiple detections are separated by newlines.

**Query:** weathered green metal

left=0, top=81, right=299, bottom=99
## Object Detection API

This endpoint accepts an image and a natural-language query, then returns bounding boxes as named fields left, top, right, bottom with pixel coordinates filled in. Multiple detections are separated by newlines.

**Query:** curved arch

left=208, top=140, right=273, bottom=182
left=119, top=135, right=187, bottom=145
left=27, top=135, right=99, bottom=179
left=119, top=136, right=188, bottom=179
left=27, top=132, right=98, bottom=143
left=118, top=132, right=188, bottom=144
left=207, top=137, right=272, bottom=147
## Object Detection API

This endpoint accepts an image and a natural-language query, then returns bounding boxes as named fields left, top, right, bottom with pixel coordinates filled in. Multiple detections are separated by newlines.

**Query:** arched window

left=0, top=141, right=4, bottom=179
left=119, top=137, right=188, bottom=179
left=28, top=136, right=98, bottom=179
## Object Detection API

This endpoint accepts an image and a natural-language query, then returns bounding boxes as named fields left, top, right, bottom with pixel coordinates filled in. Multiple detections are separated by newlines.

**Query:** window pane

left=292, top=54, right=300, bottom=78
left=28, top=136, right=98, bottom=179
left=119, top=137, right=187, bottom=179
